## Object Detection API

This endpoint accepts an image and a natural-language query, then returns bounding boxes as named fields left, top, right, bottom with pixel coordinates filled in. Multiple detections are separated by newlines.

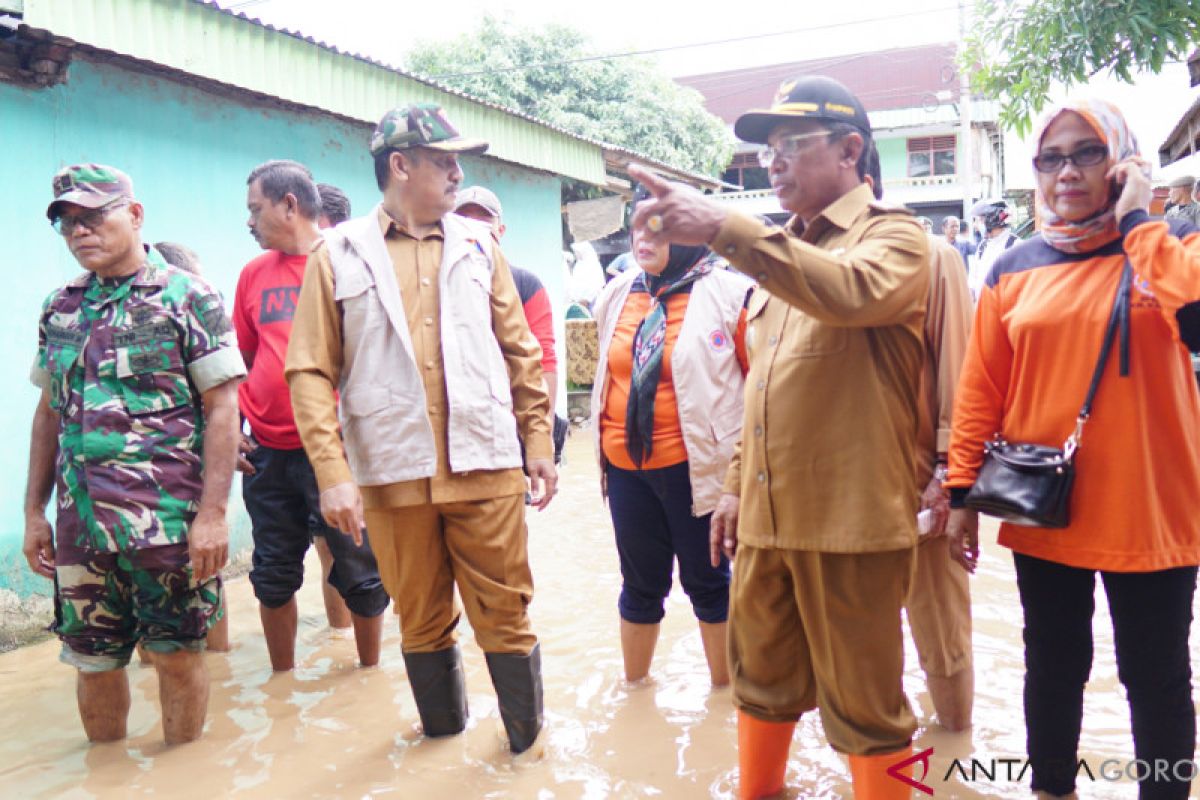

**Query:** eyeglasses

left=1031, top=144, right=1108, bottom=174
left=757, top=130, right=832, bottom=169
left=51, top=200, right=129, bottom=236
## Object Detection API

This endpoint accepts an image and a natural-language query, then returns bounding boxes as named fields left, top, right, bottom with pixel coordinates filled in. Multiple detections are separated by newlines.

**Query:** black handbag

left=965, top=259, right=1132, bottom=528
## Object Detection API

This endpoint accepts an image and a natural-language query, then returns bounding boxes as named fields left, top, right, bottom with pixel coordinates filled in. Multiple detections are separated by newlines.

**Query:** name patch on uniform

left=46, top=324, right=85, bottom=348
left=113, top=320, right=175, bottom=347
left=259, top=286, right=301, bottom=324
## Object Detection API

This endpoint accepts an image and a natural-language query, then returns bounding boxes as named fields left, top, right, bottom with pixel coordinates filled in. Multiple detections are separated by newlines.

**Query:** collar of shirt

left=68, top=247, right=163, bottom=293
left=376, top=206, right=445, bottom=241
left=78, top=262, right=166, bottom=307
left=788, top=182, right=877, bottom=243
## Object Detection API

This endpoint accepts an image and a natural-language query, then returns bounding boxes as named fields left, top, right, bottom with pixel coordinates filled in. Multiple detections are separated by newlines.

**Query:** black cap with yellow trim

left=734, top=75, right=872, bottom=144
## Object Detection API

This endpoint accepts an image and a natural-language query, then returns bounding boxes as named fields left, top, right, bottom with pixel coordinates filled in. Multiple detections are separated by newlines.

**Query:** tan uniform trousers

left=729, top=545, right=917, bottom=756
left=364, top=494, right=537, bottom=655
left=905, top=535, right=973, bottom=678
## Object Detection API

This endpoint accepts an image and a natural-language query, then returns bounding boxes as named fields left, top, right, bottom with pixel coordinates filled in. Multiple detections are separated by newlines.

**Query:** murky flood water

left=0, top=434, right=1193, bottom=798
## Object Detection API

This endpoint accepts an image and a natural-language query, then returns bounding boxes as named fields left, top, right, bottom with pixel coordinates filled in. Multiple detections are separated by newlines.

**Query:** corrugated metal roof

left=20, top=0, right=619, bottom=183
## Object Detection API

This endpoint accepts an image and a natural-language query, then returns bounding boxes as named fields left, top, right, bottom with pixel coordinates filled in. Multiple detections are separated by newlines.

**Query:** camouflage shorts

left=53, top=542, right=221, bottom=672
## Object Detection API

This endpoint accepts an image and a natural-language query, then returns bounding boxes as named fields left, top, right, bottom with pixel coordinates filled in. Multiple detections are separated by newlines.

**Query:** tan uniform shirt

left=916, top=235, right=972, bottom=488
left=712, top=183, right=930, bottom=553
left=287, top=208, right=550, bottom=510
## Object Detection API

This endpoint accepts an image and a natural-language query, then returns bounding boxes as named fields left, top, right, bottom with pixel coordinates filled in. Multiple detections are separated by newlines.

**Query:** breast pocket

left=334, top=265, right=385, bottom=336
left=781, top=314, right=847, bottom=359
left=113, top=321, right=191, bottom=414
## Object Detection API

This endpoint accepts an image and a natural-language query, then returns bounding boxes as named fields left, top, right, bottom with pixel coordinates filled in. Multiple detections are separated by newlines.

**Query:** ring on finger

left=647, top=214, right=664, bottom=233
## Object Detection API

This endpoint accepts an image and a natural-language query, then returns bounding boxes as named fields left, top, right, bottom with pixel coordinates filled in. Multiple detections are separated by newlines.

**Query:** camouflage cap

left=47, top=163, right=135, bottom=221
left=369, top=104, right=488, bottom=157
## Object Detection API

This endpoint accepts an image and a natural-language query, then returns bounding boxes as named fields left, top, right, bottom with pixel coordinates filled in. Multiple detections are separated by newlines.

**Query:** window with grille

left=907, top=135, right=957, bottom=177
left=722, top=151, right=770, bottom=191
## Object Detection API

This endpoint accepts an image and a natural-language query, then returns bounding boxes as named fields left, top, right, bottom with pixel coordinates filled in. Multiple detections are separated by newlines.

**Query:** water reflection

left=0, top=438, right=1186, bottom=798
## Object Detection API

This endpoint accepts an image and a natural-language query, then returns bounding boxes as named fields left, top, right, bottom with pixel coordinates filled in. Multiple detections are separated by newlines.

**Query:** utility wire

left=430, top=5, right=959, bottom=79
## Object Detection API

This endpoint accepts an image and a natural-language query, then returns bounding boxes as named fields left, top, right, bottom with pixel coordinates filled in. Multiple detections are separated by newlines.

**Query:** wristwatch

left=933, top=461, right=949, bottom=482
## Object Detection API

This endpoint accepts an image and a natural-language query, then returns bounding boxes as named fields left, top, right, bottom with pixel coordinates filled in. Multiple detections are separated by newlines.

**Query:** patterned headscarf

left=1034, top=98, right=1143, bottom=254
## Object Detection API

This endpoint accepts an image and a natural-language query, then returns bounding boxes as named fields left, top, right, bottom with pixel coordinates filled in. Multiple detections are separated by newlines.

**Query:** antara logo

left=888, top=747, right=935, bottom=796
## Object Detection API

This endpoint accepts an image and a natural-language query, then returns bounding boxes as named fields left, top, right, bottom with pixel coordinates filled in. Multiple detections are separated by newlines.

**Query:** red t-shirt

left=232, top=250, right=307, bottom=449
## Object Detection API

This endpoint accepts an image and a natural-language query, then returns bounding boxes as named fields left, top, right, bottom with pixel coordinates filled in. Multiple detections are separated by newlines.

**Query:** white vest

left=323, top=206, right=522, bottom=486
left=591, top=265, right=754, bottom=515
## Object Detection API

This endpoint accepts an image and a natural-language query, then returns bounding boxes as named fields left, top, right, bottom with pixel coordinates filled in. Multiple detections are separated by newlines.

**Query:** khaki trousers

left=905, top=534, right=973, bottom=678
left=364, top=494, right=537, bottom=654
left=729, top=545, right=917, bottom=756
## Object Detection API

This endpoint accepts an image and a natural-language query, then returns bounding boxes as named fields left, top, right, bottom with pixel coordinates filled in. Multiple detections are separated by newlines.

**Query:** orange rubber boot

left=848, top=747, right=915, bottom=800
left=737, top=710, right=795, bottom=799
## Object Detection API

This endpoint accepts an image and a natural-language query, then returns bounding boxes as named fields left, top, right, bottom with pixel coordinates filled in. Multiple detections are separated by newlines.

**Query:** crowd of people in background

left=20, top=75, right=1200, bottom=800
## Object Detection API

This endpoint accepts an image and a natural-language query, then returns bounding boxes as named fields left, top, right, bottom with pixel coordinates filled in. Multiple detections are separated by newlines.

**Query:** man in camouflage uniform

left=22, top=164, right=245, bottom=745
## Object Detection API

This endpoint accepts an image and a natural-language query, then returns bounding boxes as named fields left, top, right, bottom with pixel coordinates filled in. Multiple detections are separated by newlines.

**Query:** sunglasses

left=51, top=200, right=130, bottom=236
left=1031, top=144, right=1108, bottom=174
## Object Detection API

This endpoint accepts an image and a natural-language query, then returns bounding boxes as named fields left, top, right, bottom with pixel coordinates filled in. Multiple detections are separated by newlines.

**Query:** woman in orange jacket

left=946, top=98, right=1200, bottom=800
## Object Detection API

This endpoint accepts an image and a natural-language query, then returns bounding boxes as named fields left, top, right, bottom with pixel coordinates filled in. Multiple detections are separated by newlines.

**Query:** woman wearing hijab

left=591, top=188, right=753, bottom=686
left=946, top=99, right=1200, bottom=800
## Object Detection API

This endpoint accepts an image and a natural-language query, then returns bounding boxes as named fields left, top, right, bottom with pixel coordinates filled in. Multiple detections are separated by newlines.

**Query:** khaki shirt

left=712, top=183, right=929, bottom=553
left=916, top=235, right=972, bottom=488
left=287, top=208, right=548, bottom=510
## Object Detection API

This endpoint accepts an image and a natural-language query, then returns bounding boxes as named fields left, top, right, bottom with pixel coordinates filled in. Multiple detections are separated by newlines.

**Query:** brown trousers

left=728, top=545, right=917, bottom=756
left=905, top=534, right=973, bottom=678
left=364, top=494, right=537, bottom=654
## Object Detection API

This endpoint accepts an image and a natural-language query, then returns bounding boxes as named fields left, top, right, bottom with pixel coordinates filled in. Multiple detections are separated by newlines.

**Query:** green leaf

left=970, top=0, right=1193, bottom=133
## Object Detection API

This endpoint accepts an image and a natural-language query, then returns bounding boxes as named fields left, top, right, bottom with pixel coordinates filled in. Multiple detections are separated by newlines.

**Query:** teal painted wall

left=876, top=137, right=907, bottom=182
left=0, top=55, right=566, bottom=599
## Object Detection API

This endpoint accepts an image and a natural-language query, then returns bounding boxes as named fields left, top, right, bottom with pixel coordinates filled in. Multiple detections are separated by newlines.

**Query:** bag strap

left=1065, top=258, right=1132, bottom=457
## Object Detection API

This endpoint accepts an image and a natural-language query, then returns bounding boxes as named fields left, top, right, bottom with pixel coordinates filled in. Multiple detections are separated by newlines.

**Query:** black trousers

left=1014, top=552, right=1197, bottom=799
left=244, top=445, right=388, bottom=618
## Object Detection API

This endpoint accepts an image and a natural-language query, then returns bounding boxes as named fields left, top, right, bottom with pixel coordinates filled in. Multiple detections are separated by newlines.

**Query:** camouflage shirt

left=30, top=252, right=246, bottom=553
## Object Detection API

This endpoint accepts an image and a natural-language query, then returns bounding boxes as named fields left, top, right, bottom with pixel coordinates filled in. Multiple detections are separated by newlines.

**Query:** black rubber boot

left=402, top=646, right=468, bottom=737
left=484, top=643, right=544, bottom=754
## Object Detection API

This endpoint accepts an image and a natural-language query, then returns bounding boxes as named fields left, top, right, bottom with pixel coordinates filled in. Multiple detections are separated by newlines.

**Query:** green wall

left=0, top=55, right=566, bottom=598
left=876, top=137, right=907, bottom=182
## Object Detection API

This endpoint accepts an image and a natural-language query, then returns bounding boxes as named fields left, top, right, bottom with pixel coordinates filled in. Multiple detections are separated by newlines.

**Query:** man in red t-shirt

left=235, top=161, right=387, bottom=671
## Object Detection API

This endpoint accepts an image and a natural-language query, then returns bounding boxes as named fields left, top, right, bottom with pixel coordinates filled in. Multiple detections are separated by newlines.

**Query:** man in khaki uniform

left=863, top=152, right=976, bottom=732
left=630, top=75, right=929, bottom=799
left=285, top=104, right=556, bottom=754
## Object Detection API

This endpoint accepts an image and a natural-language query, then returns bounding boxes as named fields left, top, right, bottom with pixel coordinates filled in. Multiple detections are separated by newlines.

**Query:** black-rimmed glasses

left=1032, top=144, right=1108, bottom=174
